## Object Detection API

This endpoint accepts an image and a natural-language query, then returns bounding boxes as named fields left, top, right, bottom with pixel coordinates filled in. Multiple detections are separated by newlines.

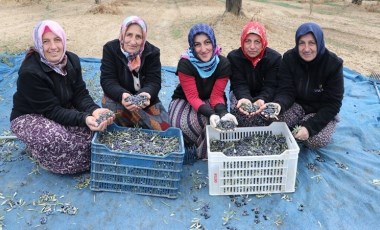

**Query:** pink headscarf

left=241, top=21, right=268, bottom=68
left=119, top=16, right=147, bottom=72
left=33, top=20, right=67, bottom=76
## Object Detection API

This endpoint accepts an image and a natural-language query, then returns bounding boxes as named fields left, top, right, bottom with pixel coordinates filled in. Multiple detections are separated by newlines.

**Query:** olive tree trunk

left=351, top=0, right=362, bottom=5
left=226, top=0, right=242, bottom=16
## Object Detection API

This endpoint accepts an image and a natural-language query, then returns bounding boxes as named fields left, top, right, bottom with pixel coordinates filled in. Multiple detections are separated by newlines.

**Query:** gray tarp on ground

left=0, top=53, right=379, bottom=230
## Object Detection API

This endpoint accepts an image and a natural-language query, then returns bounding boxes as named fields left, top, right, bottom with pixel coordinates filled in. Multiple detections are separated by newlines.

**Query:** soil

left=0, top=0, right=379, bottom=75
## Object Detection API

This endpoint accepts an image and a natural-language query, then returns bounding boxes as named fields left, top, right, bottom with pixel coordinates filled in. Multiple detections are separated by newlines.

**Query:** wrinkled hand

left=253, top=99, right=266, bottom=114
left=122, top=93, right=139, bottom=112
left=85, top=115, right=108, bottom=132
left=220, top=113, right=238, bottom=125
left=262, top=102, right=281, bottom=119
left=138, top=92, right=151, bottom=109
left=209, top=114, right=220, bottom=129
left=293, top=126, right=309, bottom=141
left=236, top=98, right=252, bottom=115
left=92, top=108, right=114, bottom=126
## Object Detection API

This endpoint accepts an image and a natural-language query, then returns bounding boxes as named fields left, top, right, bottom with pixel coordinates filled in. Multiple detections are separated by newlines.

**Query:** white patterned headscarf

left=119, top=16, right=147, bottom=72
left=33, top=20, right=67, bottom=76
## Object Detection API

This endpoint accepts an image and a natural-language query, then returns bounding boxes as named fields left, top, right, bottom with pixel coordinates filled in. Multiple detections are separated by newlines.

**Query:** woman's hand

left=209, top=114, right=220, bottom=128
left=85, top=115, right=108, bottom=131
left=220, top=113, right=238, bottom=125
left=138, top=92, right=151, bottom=109
left=237, top=99, right=266, bottom=116
left=86, top=108, right=115, bottom=131
left=122, top=92, right=139, bottom=111
left=261, top=102, right=281, bottom=119
left=92, top=108, right=114, bottom=126
left=236, top=98, right=252, bottom=116
left=293, top=126, right=310, bottom=141
left=253, top=99, right=265, bottom=114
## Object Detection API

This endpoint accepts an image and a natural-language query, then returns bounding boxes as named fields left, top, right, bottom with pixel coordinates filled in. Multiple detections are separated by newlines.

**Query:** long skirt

left=229, top=92, right=271, bottom=127
left=10, top=114, right=93, bottom=174
left=102, top=95, right=170, bottom=131
left=279, top=103, right=339, bottom=149
left=168, top=99, right=209, bottom=159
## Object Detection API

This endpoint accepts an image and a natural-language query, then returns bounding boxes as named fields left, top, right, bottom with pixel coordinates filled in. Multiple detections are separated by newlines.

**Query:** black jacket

left=100, top=39, right=162, bottom=105
left=274, top=48, right=344, bottom=137
left=228, top=47, right=281, bottom=102
left=10, top=51, right=100, bottom=127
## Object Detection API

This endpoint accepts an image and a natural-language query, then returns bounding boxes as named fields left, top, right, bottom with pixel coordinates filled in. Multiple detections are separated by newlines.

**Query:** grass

left=324, top=1, right=341, bottom=7
left=325, top=37, right=357, bottom=50
left=170, top=28, right=183, bottom=40
left=271, top=1, right=303, bottom=9
left=251, top=0, right=303, bottom=9
left=313, top=8, right=342, bottom=15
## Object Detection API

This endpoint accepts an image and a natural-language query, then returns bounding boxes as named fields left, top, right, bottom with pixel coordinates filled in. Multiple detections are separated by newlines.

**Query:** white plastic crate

left=206, top=122, right=300, bottom=195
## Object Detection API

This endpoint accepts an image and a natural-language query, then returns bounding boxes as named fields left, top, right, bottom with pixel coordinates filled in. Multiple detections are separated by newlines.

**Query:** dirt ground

left=0, top=0, right=379, bottom=76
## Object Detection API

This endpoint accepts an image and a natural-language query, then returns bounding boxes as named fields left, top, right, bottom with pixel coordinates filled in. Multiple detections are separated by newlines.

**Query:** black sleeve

left=198, top=104, right=215, bottom=118
left=100, top=42, right=128, bottom=103
left=303, top=61, right=344, bottom=136
left=253, top=50, right=281, bottom=102
left=214, top=103, right=228, bottom=117
left=228, top=50, right=254, bottom=101
left=138, top=46, right=162, bottom=102
left=17, top=71, right=90, bottom=127
left=69, top=53, right=100, bottom=116
left=273, top=53, right=297, bottom=111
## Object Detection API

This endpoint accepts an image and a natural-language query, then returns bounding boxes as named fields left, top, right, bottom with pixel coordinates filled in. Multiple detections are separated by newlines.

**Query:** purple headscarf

left=181, top=23, right=221, bottom=78
left=33, top=20, right=67, bottom=76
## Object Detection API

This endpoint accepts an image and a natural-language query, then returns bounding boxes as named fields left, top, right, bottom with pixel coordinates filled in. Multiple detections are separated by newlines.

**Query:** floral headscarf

left=181, top=23, right=221, bottom=78
left=119, top=16, right=147, bottom=72
left=33, top=20, right=67, bottom=76
left=241, top=21, right=268, bottom=68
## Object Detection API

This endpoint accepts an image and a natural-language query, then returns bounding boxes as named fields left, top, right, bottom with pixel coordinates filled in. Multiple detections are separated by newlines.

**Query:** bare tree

left=226, top=0, right=242, bottom=16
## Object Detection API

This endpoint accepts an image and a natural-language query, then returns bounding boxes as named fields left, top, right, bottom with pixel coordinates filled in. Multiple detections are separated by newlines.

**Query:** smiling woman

left=168, top=23, right=237, bottom=159
left=122, top=24, right=144, bottom=54
left=10, top=20, right=115, bottom=174
left=100, top=15, right=170, bottom=131
left=269, top=22, right=344, bottom=149
left=227, top=21, right=282, bottom=127
left=41, top=29, right=65, bottom=63
left=193, top=34, right=213, bottom=62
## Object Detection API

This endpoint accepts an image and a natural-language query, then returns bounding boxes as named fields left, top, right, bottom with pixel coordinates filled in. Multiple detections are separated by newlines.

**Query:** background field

left=0, top=0, right=379, bottom=75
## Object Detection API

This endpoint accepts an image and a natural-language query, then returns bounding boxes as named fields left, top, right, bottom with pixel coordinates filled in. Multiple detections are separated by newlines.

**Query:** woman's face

left=243, top=33, right=263, bottom=58
left=193, top=34, right=213, bottom=62
left=42, top=31, right=64, bottom=63
left=298, top=33, right=317, bottom=62
left=123, top=24, right=143, bottom=53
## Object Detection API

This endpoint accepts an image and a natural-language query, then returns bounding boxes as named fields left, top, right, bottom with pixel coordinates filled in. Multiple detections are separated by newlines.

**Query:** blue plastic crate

left=90, top=124, right=185, bottom=199
left=183, top=144, right=198, bottom=165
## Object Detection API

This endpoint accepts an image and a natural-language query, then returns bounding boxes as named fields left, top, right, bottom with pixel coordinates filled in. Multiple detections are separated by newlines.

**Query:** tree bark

left=351, top=0, right=362, bottom=5
left=226, top=0, right=242, bottom=16
left=95, top=0, right=101, bottom=4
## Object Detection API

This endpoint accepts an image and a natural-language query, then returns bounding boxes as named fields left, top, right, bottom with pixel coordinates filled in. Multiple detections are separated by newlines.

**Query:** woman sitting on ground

left=10, top=20, right=114, bottom=174
left=100, top=16, right=170, bottom=131
left=169, top=23, right=237, bottom=158
left=266, top=22, right=344, bottom=148
left=228, top=21, right=281, bottom=127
